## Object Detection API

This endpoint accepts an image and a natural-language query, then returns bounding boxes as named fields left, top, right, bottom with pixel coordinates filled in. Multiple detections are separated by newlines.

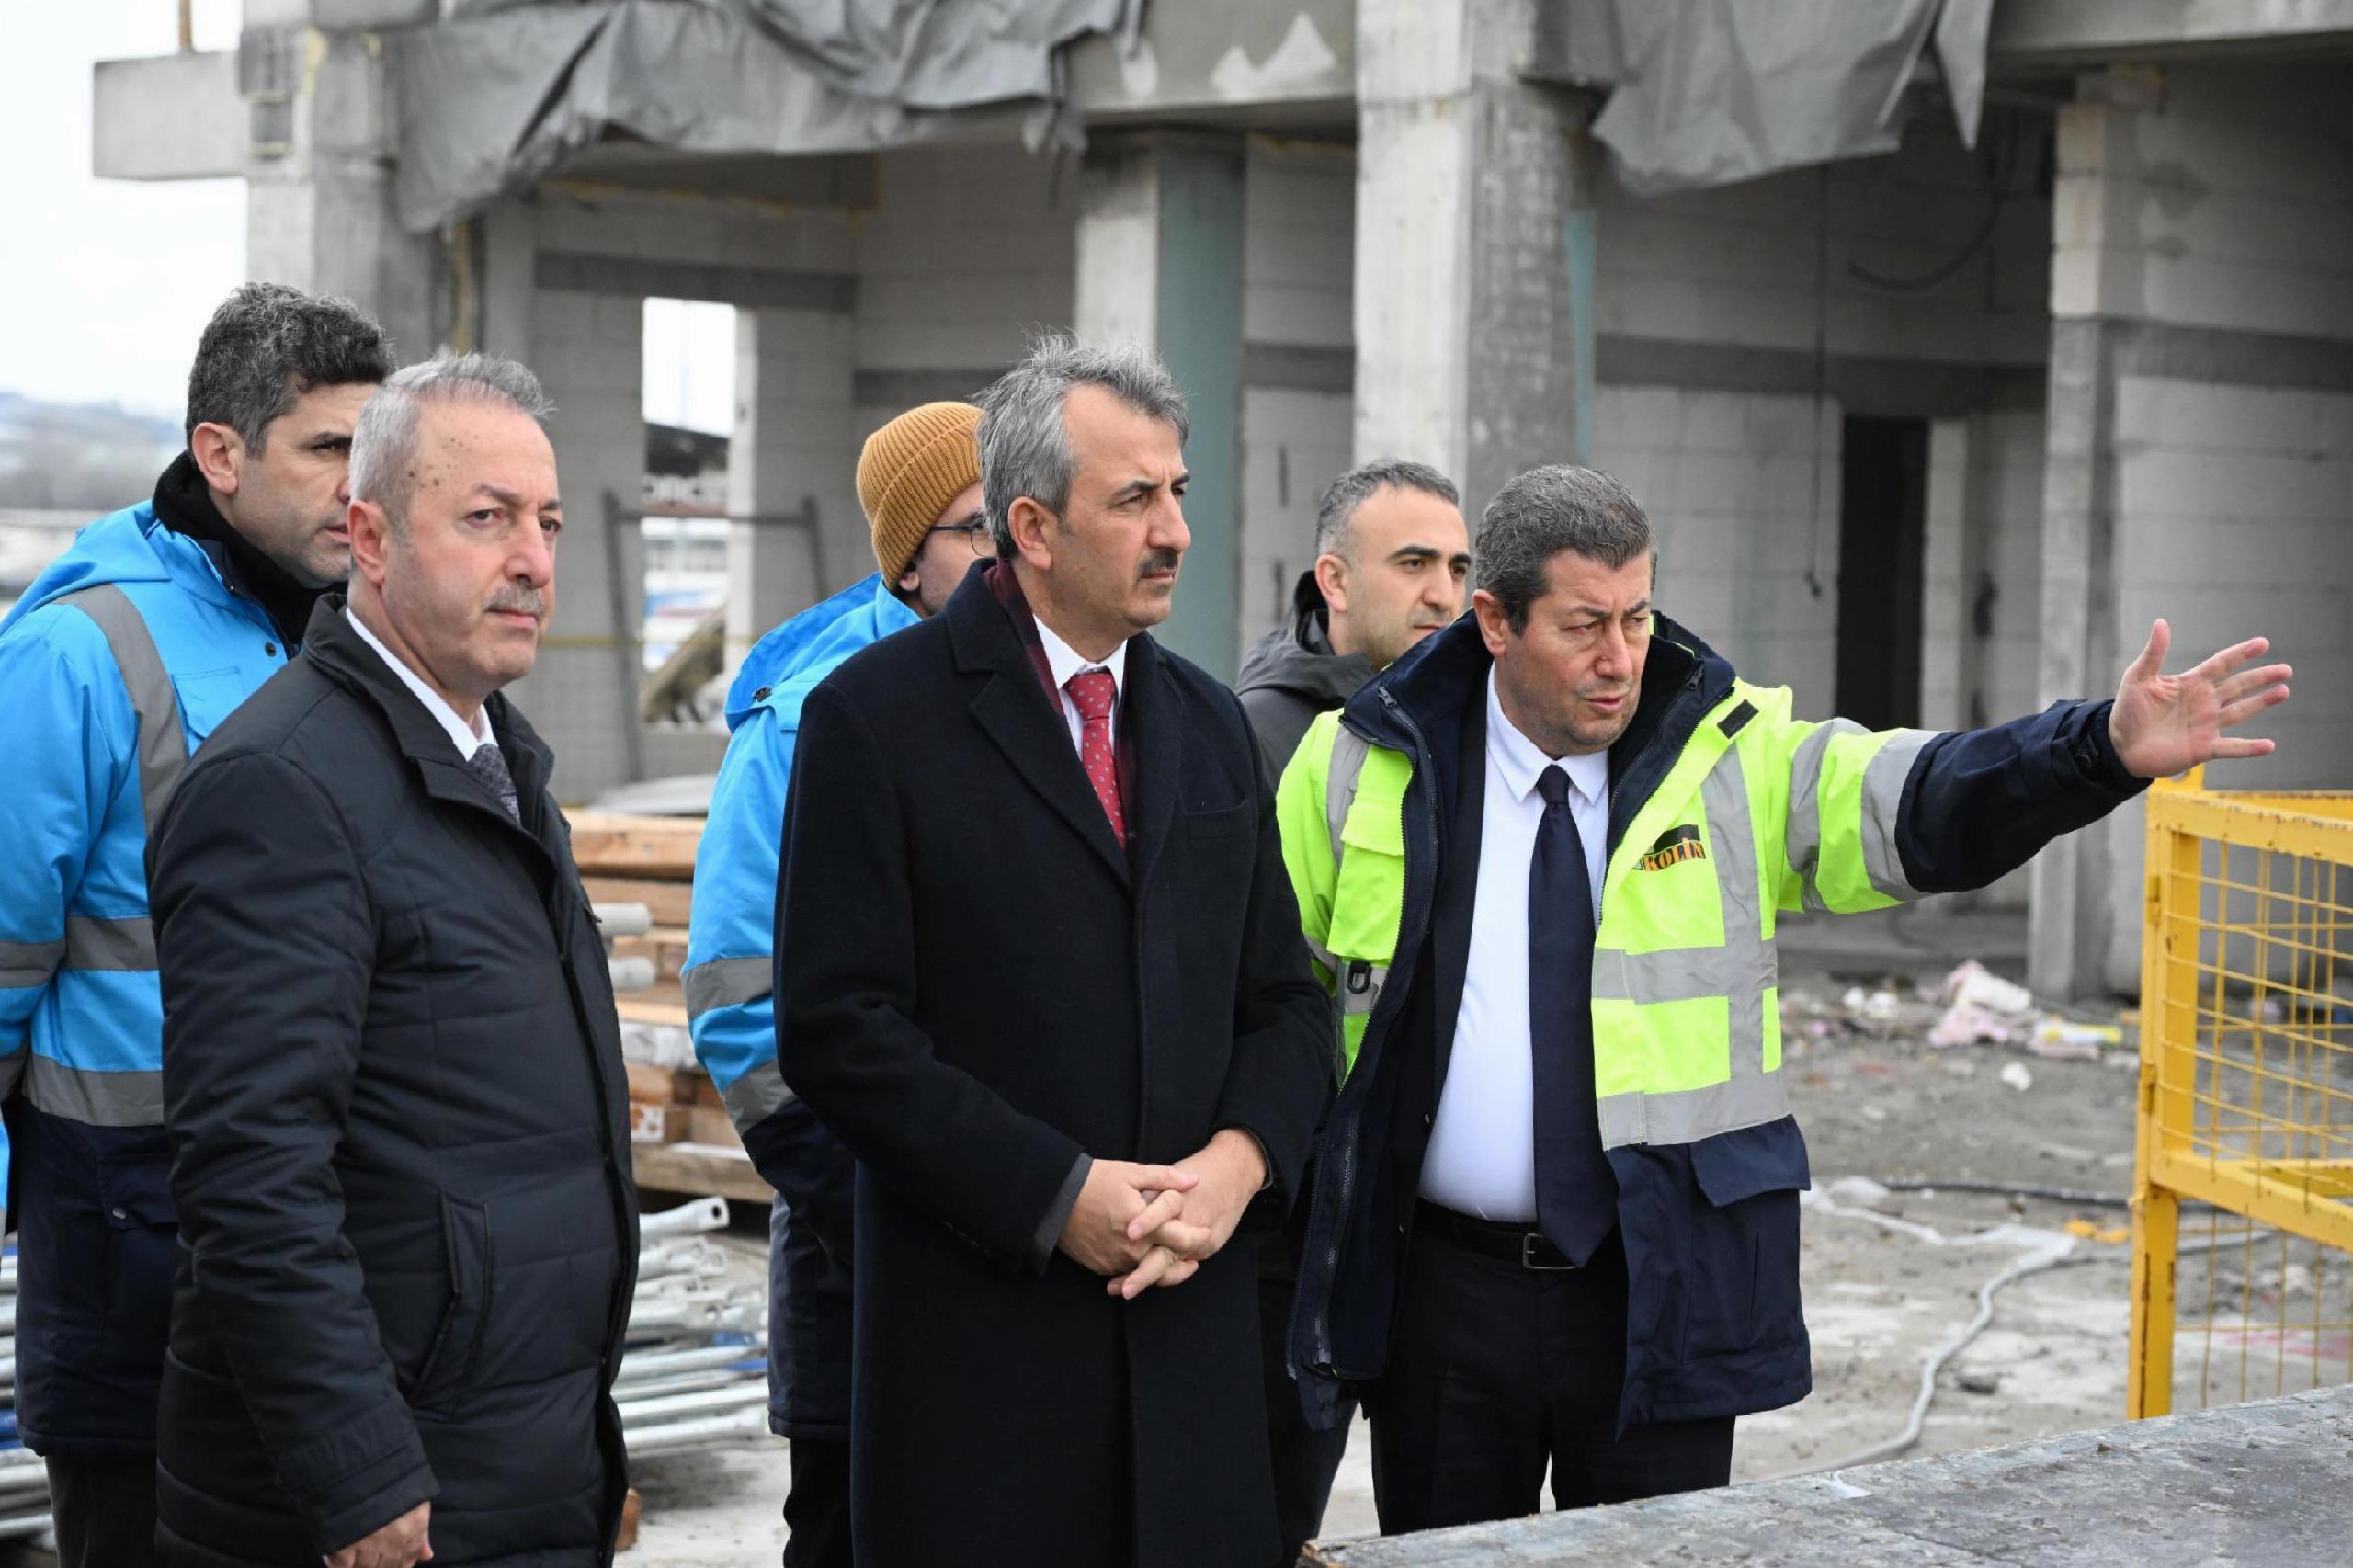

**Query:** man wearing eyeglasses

left=685, top=400, right=989, bottom=1567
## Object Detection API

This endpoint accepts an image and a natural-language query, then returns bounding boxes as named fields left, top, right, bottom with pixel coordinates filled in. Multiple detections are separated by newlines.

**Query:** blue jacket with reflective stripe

left=686, top=572, right=915, bottom=1438
left=0, top=501, right=287, bottom=1456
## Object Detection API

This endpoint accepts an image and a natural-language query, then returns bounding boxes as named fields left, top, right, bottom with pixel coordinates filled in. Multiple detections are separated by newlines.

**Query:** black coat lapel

left=1429, top=695, right=1487, bottom=1088
left=301, top=598, right=546, bottom=847
left=948, top=576, right=1131, bottom=887
left=1122, top=635, right=1182, bottom=891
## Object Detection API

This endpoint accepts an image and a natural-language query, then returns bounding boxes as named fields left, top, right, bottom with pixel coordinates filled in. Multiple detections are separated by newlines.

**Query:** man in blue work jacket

left=685, top=400, right=990, bottom=1567
left=0, top=283, right=392, bottom=1567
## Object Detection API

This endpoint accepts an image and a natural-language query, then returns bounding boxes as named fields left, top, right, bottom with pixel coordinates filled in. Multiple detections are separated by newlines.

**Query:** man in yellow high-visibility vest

left=1276, top=463, right=2290, bottom=1534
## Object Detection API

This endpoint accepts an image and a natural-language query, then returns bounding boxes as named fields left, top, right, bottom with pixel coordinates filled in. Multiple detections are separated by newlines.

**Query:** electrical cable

left=1847, top=108, right=2018, bottom=293
left=1771, top=1190, right=2080, bottom=1479
left=1777, top=1188, right=2270, bottom=1483
left=1879, top=1178, right=2131, bottom=1210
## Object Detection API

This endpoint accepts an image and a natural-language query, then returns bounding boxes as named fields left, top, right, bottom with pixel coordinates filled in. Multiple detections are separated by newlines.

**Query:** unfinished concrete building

left=94, top=1, right=2353, bottom=999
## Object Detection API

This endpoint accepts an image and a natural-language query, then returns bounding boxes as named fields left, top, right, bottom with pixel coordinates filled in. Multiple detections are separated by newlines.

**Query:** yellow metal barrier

left=2131, top=772, right=2353, bottom=1417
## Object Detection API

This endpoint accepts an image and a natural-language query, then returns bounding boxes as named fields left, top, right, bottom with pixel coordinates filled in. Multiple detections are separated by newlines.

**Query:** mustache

left=1138, top=550, right=1181, bottom=578
left=486, top=587, right=548, bottom=618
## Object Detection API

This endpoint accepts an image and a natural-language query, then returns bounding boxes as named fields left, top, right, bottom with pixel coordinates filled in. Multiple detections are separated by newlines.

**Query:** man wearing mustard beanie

left=685, top=402, right=990, bottom=1567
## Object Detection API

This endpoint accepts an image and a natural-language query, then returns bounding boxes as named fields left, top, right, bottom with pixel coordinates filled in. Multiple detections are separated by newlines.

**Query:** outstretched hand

left=2109, top=619, right=2291, bottom=779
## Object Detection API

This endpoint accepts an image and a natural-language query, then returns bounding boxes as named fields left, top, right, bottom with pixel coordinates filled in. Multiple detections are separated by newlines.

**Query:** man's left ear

left=1006, top=496, right=1056, bottom=570
left=346, top=499, right=393, bottom=585
left=1471, top=588, right=1512, bottom=658
left=187, top=421, right=244, bottom=497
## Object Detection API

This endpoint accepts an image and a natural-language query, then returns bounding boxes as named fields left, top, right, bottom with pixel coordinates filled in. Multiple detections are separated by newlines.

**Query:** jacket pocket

left=410, top=1193, right=494, bottom=1414
left=98, top=1138, right=179, bottom=1360
left=1182, top=800, right=1255, bottom=841
left=1680, top=1118, right=1810, bottom=1361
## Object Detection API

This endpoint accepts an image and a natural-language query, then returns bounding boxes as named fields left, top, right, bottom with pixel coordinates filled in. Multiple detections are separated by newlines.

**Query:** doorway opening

left=1835, top=415, right=1929, bottom=732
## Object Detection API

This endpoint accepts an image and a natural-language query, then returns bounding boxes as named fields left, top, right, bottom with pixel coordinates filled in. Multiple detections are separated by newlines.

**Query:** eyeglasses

left=926, top=514, right=995, bottom=559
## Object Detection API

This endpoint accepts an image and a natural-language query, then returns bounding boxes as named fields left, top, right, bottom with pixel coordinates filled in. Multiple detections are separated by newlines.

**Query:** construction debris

left=621, top=1197, right=771, bottom=1460
left=572, top=812, right=772, bottom=1205
left=0, top=1248, right=55, bottom=1549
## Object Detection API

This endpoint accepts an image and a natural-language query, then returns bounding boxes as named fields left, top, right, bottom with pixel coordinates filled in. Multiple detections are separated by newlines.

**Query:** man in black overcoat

left=149, top=355, right=636, bottom=1568
left=775, top=335, right=1332, bottom=1568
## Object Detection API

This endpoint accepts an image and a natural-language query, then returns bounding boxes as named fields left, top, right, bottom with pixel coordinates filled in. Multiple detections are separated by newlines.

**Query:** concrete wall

left=482, top=186, right=863, bottom=798
left=1239, top=137, right=1354, bottom=652
left=1587, top=114, right=2055, bottom=724
left=1592, top=387, right=1843, bottom=712
left=1919, top=405, right=2050, bottom=906
left=850, top=142, right=1075, bottom=515
left=2036, top=62, right=2353, bottom=994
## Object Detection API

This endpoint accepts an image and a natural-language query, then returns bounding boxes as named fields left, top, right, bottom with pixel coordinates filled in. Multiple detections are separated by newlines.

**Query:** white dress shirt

left=1033, top=616, right=1129, bottom=754
left=1418, top=668, right=1610, bottom=1221
left=346, top=607, right=496, bottom=760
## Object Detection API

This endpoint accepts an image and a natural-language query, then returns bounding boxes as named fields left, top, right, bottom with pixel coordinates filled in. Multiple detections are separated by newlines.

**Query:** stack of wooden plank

left=569, top=812, right=772, bottom=1205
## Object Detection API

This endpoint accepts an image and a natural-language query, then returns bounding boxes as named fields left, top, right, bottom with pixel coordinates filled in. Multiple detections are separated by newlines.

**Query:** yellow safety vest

left=1275, top=684, right=1934, bottom=1151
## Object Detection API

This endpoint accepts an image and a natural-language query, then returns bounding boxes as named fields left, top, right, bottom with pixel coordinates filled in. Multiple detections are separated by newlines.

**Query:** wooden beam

left=568, top=812, right=705, bottom=876
left=633, top=1141, right=773, bottom=1204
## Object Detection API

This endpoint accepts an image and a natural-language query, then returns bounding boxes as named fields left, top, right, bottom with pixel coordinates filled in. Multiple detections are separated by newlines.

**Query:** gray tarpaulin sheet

left=1586, top=0, right=1993, bottom=196
left=393, top=0, right=1137, bottom=233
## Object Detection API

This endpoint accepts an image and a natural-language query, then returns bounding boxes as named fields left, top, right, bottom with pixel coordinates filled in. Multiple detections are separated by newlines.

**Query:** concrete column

left=470, top=206, right=649, bottom=802
left=1354, top=0, right=1596, bottom=517
left=727, top=307, right=860, bottom=674
left=236, top=8, right=440, bottom=357
left=1074, top=132, right=1246, bottom=680
left=2029, top=97, right=2136, bottom=1000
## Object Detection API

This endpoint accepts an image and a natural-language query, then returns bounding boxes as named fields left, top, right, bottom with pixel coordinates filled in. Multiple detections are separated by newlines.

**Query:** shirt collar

left=345, top=606, right=494, bottom=760
left=1485, top=666, right=1608, bottom=808
left=1033, top=614, right=1129, bottom=701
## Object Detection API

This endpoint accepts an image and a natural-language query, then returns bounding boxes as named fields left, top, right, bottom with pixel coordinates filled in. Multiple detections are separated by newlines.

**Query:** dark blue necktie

left=464, top=741, right=522, bottom=825
left=1530, top=764, right=1618, bottom=1264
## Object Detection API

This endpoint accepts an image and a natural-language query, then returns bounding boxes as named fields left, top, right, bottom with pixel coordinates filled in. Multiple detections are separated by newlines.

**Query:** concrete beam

left=1068, top=0, right=1355, bottom=123
left=1989, top=0, right=2353, bottom=69
left=1321, top=1386, right=2353, bottom=1564
left=536, top=253, right=858, bottom=313
left=243, top=0, right=438, bottom=26
left=92, top=51, right=243, bottom=182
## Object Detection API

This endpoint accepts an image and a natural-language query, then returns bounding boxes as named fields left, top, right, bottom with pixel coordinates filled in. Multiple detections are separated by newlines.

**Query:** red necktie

left=1065, top=668, right=1126, bottom=846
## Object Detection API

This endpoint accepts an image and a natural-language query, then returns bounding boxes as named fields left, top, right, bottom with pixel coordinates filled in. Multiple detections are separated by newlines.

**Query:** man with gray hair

left=149, top=354, right=638, bottom=1567
left=1278, top=463, right=2290, bottom=1534
left=0, top=281, right=390, bottom=1568
left=775, top=334, right=1330, bottom=1567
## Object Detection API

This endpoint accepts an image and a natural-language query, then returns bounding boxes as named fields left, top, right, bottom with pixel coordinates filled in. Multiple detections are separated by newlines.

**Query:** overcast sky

left=0, top=1, right=732, bottom=434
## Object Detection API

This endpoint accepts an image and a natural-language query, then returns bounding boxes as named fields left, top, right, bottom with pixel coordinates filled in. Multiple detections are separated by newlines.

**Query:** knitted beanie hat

left=857, top=401, right=983, bottom=583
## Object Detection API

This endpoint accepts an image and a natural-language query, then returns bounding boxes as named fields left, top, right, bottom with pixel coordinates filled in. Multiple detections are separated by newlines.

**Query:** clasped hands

left=1055, top=1128, right=1266, bottom=1300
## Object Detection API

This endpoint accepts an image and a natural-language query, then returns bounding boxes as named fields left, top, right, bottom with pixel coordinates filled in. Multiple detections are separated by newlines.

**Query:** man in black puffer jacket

left=149, top=354, right=636, bottom=1568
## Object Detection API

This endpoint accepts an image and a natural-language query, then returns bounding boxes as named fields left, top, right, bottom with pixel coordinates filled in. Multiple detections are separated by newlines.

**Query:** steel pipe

left=621, top=1407, right=774, bottom=1457
left=639, top=1196, right=731, bottom=1236
left=616, top=1381, right=768, bottom=1427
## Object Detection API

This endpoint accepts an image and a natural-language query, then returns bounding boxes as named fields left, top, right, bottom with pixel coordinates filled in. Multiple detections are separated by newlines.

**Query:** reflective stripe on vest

left=1320, top=731, right=1390, bottom=1037
left=1594, top=741, right=1786, bottom=1148
left=58, top=583, right=192, bottom=842
left=18, top=586, right=188, bottom=1128
left=1785, top=720, right=1936, bottom=912
left=27, top=1057, right=165, bottom=1128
